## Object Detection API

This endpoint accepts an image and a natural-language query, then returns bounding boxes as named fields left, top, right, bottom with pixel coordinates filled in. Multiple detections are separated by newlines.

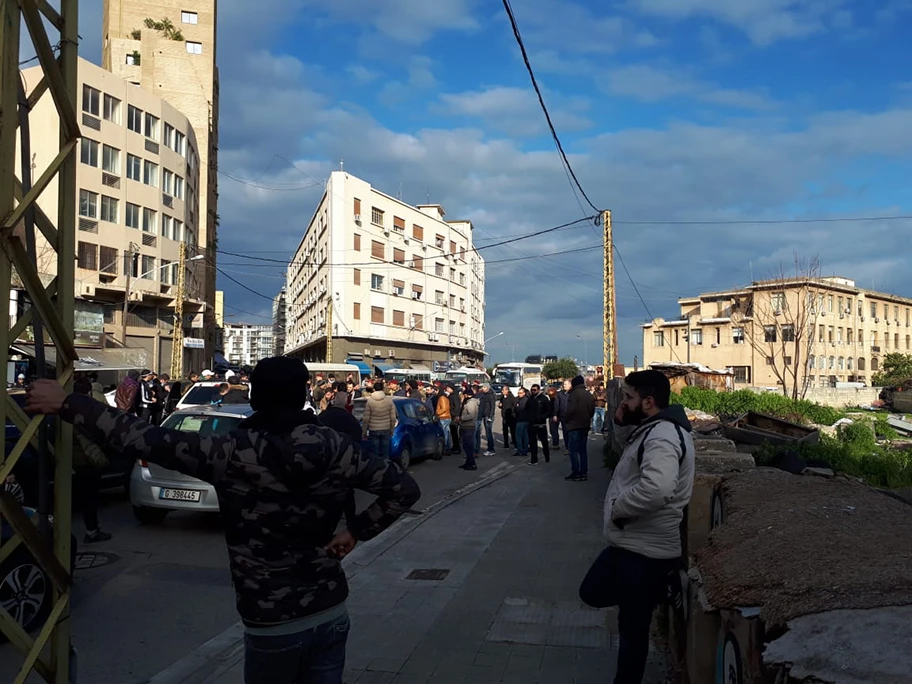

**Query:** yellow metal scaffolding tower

left=603, top=210, right=620, bottom=378
left=0, top=0, right=79, bottom=681
left=170, top=242, right=187, bottom=379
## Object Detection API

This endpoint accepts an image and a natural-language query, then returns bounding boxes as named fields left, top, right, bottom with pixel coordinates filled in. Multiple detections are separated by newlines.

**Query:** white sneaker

left=483, top=450, right=495, bottom=456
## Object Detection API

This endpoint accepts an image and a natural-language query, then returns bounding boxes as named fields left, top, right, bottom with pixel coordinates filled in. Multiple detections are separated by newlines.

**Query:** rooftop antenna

left=397, top=182, right=403, bottom=200
left=426, top=188, right=430, bottom=204
left=339, top=159, right=344, bottom=172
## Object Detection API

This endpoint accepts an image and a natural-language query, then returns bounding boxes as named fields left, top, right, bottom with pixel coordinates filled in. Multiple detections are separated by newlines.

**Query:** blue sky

left=76, top=0, right=912, bottom=365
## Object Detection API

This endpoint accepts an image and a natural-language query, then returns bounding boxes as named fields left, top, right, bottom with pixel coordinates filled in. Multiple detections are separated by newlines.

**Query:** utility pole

left=325, top=298, right=333, bottom=362
left=170, top=242, right=187, bottom=379
left=603, top=210, right=619, bottom=377
left=120, top=242, right=138, bottom=345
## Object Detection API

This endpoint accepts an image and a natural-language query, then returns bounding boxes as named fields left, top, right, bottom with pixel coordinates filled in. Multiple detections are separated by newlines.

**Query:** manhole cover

left=406, top=568, right=449, bottom=581
left=74, top=551, right=119, bottom=570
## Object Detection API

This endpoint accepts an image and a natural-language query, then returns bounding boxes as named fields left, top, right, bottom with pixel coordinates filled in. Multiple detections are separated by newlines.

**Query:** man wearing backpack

left=579, top=370, right=694, bottom=684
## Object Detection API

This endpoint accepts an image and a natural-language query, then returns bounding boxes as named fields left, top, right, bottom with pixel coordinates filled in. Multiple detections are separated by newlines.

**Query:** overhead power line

left=215, top=265, right=276, bottom=301
left=501, top=0, right=600, bottom=214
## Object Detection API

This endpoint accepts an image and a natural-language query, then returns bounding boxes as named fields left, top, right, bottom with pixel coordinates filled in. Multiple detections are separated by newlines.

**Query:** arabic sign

left=19, top=300, right=105, bottom=348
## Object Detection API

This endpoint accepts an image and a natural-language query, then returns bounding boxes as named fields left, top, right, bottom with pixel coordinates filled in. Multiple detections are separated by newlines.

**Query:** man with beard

left=579, top=370, right=694, bottom=684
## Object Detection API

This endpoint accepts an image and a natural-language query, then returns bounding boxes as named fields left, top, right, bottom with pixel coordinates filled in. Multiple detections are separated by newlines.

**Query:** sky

left=63, top=1, right=912, bottom=365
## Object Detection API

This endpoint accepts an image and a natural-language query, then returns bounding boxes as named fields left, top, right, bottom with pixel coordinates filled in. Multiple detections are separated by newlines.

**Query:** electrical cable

left=215, top=265, right=276, bottom=301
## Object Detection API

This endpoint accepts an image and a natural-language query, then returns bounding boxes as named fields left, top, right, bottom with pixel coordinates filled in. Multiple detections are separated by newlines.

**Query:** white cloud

left=346, top=64, right=383, bottom=83
left=601, top=64, right=776, bottom=110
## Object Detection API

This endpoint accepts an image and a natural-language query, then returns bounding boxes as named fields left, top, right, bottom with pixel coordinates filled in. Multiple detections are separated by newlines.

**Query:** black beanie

left=571, top=375, right=585, bottom=388
left=249, top=357, right=310, bottom=412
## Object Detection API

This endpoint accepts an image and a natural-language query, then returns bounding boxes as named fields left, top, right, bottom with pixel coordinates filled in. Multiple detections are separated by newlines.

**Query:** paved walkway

left=143, top=436, right=667, bottom=684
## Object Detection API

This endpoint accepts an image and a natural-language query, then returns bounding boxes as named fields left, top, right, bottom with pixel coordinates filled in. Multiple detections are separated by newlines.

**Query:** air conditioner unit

left=406, top=260, right=415, bottom=268
left=845, top=307, right=851, bottom=314
left=820, top=312, right=826, bottom=317
left=383, top=229, right=390, bottom=236
left=861, top=316, right=866, bottom=321
left=80, top=283, right=96, bottom=297
left=403, top=237, right=410, bottom=244
left=354, top=214, right=362, bottom=222
left=876, top=318, right=881, bottom=323
left=711, top=343, right=719, bottom=348
left=364, top=348, right=371, bottom=356
left=389, top=350, right=396, bottom=358
left=887, top=320, right=891, bottom=326
left=429, top=333, right=438, bottom=342
left=411, top=292, right=420, bottom=300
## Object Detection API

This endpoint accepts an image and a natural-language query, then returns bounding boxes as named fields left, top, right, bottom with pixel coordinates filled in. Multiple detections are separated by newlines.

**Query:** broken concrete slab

left=695, top=452, right=755, bottom=474
left=764, top=606, right=912, bottom=684
left=693, top=436, right=737, bottom=452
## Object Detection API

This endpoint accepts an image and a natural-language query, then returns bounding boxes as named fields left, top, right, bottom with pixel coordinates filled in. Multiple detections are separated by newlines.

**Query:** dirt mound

left=695, top=468, right=912, bottom=628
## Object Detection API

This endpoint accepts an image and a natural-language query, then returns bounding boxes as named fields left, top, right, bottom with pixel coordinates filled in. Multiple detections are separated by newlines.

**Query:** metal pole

left=170, top=242, right=187, bottom=379
left=121, top=244, right=134, bottom=345
left=603, top=210, right=617, bottom=377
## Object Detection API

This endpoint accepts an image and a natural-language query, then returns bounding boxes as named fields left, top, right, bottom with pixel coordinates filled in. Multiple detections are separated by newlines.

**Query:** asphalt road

left=0, top=418, right=550, bottom=684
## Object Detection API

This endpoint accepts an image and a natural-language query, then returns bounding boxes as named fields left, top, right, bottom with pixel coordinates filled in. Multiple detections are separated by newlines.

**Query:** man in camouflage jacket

left=25, top=356, right=421, bottom=684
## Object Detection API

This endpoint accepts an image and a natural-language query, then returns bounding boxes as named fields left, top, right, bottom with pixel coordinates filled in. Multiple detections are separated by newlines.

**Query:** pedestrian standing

left=593, top=383, right=608, bottom=432
left=319, top=392, right=364, bottom=529
left=514, top=387, right=530, bottom=457
left=72, top=377, right=112, bottom=543
left=499, top=386, right=517, bottom=449
left=435, top=386, right=452, bottom=453
left=527, top=384, right=552, bottom=465
left=552, top=379, right=570, bottom=449
left=458, top=388, right=480, bottom=471
left=26, top=357, right=421, bottom=684
left=547, top=385, right=561, bottom=448
left=564, top=375, right=596, bottom=482
left=114, top=370, right=141, bottom=415
left=138, top=370, right=155, bottom=421
left=362, top=382, right=397, bottom=460
left=579, top=370, right=694, bottom=684
left=476, top=384, right=497, bottom=456
left=150, top=376, right=167, bottom=425
left=444, top=385, right=462, bottom=455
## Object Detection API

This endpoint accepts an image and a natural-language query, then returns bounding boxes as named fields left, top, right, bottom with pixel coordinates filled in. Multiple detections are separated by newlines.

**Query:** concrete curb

left=130, top=459, right=523, bottom=684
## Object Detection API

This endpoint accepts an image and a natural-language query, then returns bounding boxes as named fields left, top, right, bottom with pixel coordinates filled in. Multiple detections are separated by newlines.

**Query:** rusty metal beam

left=14, top=178, right=59, bottom=244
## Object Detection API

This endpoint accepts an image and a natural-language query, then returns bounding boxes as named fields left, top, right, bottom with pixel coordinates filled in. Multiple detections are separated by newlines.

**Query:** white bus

left=384, top=369, right=433, bottom=384
left=493, top=363, right=544, bottom=395
left=443, top=367, right=490, bottom=386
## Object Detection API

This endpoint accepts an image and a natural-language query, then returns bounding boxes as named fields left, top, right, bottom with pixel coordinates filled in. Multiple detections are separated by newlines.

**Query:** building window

left=449, top=321, right=456, bottom=335
left=126, top=153, right=141, bottom=181
left=817, top=356, right=825, bottom=370
left=160, top=259, right=172, bottom=284
left=78, top=189, right=98, bottom=218
left=80, top=138, right=99, bottom=166
left=435, top=318, right=444, bottom=333
left=782, top=324, right=795, bottom=342
left=393, top=248, right=405, bottom=264
left=450, top=267, right=456, bottom=281
left=174, top=131, right=186, bottom=155
left=450, top=240, right=457, bottom=254
left=141, top=255, right=155, bottom=280
left=100, top=195, right=119, bottom=223
left=691, top=328, right=702, bottom=345
left=82, top=85, right=100, bottom=115
left=895, top=305, right=900, bottom=322
left=653, top=331, right=665, bottom=347
left=163, top=122, right=174, bottom=148
left=412, top=255, right=423, bottom=271
left=370, top=306, right=384, bottom=324
left=731, top=366, right=750, bottom=383
left=858, top=357, right=866, bottom=371
left=371, top=207, right=384, bottom=226
left=764, top=325, right=777, bottom=343
left=371, top=274, right=384, bottom=291
left=818, top=325, right=824, bottom=343
left=103, top=94, right=121, bottom=123
left=173, top=219, right=183, bottom=241
left=76, top=242, right=98, bottom=270
left=732, top=327, right=744, bottom=344
left=412, top=285, right=423, bottom=301
left=353, top=233, right=361, bottom=251
left=847, top=328, right=854, bottom=344
left=871, top=301, right=877, bottom=318
left=99, top=246, right=117, bottom=274
left=435, top=235, right=445, bottom=249
left=771, top=292, right=785, bottom=311
left=186, top=41, right=203, bottom=54
left=785, top=356, right=793, bottom=366
left=413, top=224, right=424, bottom=241
left=162, top=168, right=173, bottom=195
left=353, top=268, right=361, bottom=286
left=827, top=295, right=834, bottom=312
left=393, top=310, right=405, bottom=327
left=181, top=10, right=198, bottom=23
left=371, top=240, right=384, bottom=259
left=392, top=279, right=405, bottom=296
left=161, top=215, right=172, bottom=239
left=828, top=356, right=835, bottom=370
left=858, top=328, right=863, bottom=344
left=435, top=263, right=444, bottom=277
left=174, top=175, right=184, bottom=199
left=127, top=105, right=142, bottom=133
left=765, top=356, right=774, bottom=365
left=837, top=296, right=844, bottom=313
left=125, top=202, right=140, bottom=229
left=144, top=113, right=159, bottom=140
left=143, top=160, right=158, bottom=186
left=837, top=356, right=845, bottom=370
left=353, top=303, right=360, bottom=320
left=393, top=216, right=405, bottom=232
left=142, top=207, right=157, bottom=234
left=126, top=52, right=139, bottom=66
left=102, top=144, right=120, bottom=174
left=847, top=357, right=854, bottom=370
left=411, top=313, right=423, bottom=330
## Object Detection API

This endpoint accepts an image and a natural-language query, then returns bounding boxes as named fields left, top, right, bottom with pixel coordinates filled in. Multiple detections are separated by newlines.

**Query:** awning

left=345, top=359, right=372, bottom=376
left=374, top=362, right=397, bottom=375
left=12, top=344, right=150, bottom=372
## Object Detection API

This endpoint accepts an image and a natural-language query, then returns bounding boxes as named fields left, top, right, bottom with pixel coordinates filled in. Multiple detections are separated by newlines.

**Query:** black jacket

left=528, top=392, right=552, bottom=424
left=565, top=385, right=596, bottom=431
left=499, top=393, right=517, bottom=418
left=319, top=406, right=363, bottom=447
left=515, top=396, right=531, bottom=422
left=479, top=391, right=496, bottom=419
left=446, top=391, right=461, bottom=419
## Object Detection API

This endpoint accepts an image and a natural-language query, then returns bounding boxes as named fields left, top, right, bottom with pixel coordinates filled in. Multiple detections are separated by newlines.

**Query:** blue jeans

left=244, top=612, right=350, bottom=684
left=439, top=419, right=452, bottom=451
left=368, top=431, right=391, bottom=461
left=475, top=417, right=495, bottom=452
left=592, top=407, right=607, bottom=433
left=462, top=428, right=477, bottom=467
left=475, top=418, right=483, bottom=453
left=568, top=428, right=589, bottom=477
left=515, top=422, right=530, bottom=455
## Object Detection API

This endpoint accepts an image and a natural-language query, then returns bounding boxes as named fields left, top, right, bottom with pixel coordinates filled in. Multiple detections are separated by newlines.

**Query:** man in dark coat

left=499, top=386, right=517, bottom=449
left=564, top=375, right=596, bottom=481
left=527, top=384, right=552, bottom=465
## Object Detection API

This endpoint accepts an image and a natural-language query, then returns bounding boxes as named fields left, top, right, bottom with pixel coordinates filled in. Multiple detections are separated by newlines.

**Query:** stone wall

left=801, top=386, right=881, bottom=408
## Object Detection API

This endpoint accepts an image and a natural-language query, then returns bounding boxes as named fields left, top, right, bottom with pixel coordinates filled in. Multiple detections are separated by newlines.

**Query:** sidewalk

left=144, top=437, right=667, bottom=684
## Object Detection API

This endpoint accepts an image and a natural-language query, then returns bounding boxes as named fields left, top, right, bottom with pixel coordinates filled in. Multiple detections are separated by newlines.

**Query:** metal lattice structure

left=603, top=209, right=618, bottom=377
left=170, top=241, right=187, bottom=379
left=0, top=0, right=78, bottom=681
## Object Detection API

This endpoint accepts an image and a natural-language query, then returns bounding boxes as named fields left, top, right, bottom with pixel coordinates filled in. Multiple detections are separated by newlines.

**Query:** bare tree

left=731, top=255, right=828, bottom=400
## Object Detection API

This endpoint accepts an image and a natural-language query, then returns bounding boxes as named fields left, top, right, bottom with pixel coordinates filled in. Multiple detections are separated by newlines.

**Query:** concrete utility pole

left=602, top=210, right=619, bottom=377
left=120, top=242, right=138, bottom=345
left=325, top=298, right=333, bottom=362
left=170, top=242, right=187, bottom=379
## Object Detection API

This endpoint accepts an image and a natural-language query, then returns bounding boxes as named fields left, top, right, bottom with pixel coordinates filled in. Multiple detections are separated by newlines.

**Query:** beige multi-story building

left=642, top=276, right=912, bottom=390
left=224, top=323, right=273, bottom=368
left=102, top=0, right=220, bottom=356
left=285, top=172, right=487, bottom=372
left=17, top=58, right=205, bottom=373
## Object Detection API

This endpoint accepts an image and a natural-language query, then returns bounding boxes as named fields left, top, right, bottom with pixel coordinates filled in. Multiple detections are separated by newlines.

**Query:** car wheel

left=0, top=547, right=53, bottom=640
left=398, top=445, right=411, bottom=470
left=432, top=437, right=444, bottom=461
left=133, top=506, right=169, bottom=525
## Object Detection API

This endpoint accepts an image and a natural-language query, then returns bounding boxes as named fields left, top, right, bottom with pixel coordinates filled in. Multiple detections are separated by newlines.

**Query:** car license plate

left=159, top=488, right=202, bottom=502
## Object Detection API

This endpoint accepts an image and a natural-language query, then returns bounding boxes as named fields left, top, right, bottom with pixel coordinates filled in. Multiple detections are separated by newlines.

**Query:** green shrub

left=671, top=386, right=845, bottom=425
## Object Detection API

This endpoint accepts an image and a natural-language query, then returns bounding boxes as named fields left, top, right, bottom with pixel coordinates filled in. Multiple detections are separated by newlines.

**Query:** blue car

left=352, top=397, right=445, bottom=469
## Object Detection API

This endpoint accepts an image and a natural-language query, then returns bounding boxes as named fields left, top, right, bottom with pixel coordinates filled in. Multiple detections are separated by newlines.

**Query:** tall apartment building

left=642, top=276, right=912, bottom=388
left=16, top=58, right=205, bottom=373
left=272, top=287, right=287, bottom=357
left=224, top=323, right=274, bottom=368
left=102, top=0, right=219, bottom=357
left=285, top=172, right=486, bottom=372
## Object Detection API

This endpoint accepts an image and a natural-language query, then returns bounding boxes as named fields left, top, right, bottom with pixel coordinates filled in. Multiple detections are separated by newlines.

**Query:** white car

left=175, top=381, right=249, bottom=411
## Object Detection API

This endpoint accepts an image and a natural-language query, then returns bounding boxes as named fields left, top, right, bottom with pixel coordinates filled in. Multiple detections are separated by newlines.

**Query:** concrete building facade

left=285, top=172, right=486, bottom=371
left=102, top=0, right=220, bottom=357
left=272, top=287, right=287, bottom=357
left=224, top=323, right=273, bottom=368
left=642, top=276, right=912, bottom=389
left=18, top=58, right=205, bottom=373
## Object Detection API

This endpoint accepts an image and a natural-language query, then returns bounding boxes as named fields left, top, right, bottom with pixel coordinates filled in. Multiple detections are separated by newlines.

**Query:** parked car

left=351, top=397, right=445, bottom=469
left=129, top=404, right=252, bottom=524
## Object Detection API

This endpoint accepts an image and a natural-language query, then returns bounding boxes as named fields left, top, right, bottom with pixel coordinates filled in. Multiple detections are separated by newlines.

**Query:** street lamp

left=121, top=253, right=204, bottom=345
left=482, top=331, right=504, bottom=357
